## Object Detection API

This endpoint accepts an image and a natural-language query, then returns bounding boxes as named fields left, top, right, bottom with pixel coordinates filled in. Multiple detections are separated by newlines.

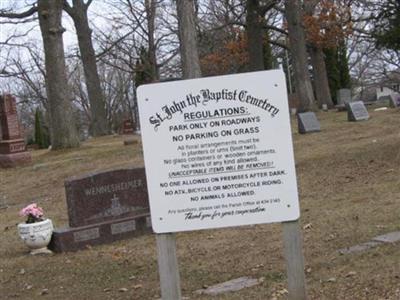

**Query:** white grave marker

left=138, top=70, right=300, bottom=233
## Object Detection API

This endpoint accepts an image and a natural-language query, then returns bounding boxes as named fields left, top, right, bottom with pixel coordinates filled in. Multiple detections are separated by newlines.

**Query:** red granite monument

left=121, top=119, right=135, bottom=134
left=49, top=167, right=151, bottom=252
left=0, top=94, right=31, bottom=168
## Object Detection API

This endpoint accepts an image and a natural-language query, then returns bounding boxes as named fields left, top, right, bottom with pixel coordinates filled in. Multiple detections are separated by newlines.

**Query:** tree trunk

left=246, top=0, right=264, bottom=71
left=38, top=0, right=80, bottom=149
left=338, top=39, right=351, bottom=89
left=145, top=0, right=159, bottom=81
left=310, top=46, right=334, bottom=108
left=65, top=0, right=110, bottom=136
left=324, top=47, right=340, bottom=104
left=263, top=30, right=274, bottom=70
left=284, top=0, right=316, bottom=112
left=176, top=0, right=201, bottom=79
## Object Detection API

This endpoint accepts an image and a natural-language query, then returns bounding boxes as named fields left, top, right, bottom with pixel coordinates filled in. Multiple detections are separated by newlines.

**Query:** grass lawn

left=0, top=108, right=399, bottom=300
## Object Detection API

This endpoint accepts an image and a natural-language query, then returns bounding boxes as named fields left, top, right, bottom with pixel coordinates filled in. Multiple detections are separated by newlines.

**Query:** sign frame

left=138, top=70, right=307, bottom=300
left=138, top=70, right=300, bottom=233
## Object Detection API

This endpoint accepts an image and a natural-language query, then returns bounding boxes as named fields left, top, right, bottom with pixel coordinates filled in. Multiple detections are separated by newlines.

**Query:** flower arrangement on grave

left=17, top=203, right=54, bottom=254
left=19, top=203, right=45, bottom=224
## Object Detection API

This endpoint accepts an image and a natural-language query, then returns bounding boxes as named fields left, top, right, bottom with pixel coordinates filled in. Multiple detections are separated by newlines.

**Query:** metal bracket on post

left=282, top=220, right=308, bottom=300
left=156, top=233, right=182, bottom=300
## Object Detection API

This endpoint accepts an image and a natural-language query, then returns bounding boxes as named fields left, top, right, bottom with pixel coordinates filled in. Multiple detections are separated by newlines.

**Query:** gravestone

left=121, top=119, right=134, bottom=134
left=347, top=101, right=369, bottom=121
left=49, top=167, right=151, bottom=252
left=337, top=89, right=352, bottom=105
left=389, top=93, right=400, bottom=108
left=0, top=94, right=31, bottom=168
left=297, top=112, right=321, bottom=134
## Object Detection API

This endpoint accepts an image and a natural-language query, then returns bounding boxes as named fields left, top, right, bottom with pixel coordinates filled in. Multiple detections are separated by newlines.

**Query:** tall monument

left=0, top=94, right=31, bottom=168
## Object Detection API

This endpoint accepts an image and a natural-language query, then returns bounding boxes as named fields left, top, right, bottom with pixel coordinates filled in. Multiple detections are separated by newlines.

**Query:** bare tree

left=349, top=0, right=400, bottom=93
left=63, top=0, right=110, bottom=136
left=246, top=0, right=264, bottom=71
left=245, top=0, right=276, bottom=71
left=0, top=1, right=80, bottom=149
left=303, top=0, right=335, bottom=108
left=11, top=46, right=48, bottom=110
left=309, top=46, right=333, bottom=107
left=176, top=0, right=201, bottom=79
left=284, top=0, right=316, bottom=111
left=144, top=0, right=159, bottom=80
left=38, top=0, right=80, bottom=148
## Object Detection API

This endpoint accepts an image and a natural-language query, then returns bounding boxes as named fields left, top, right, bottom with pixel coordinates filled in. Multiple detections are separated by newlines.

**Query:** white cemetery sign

left=138, top=70, right=300, bottom=233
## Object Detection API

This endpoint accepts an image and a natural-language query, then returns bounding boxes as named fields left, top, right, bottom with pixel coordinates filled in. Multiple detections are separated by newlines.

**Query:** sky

left=0, top=0, right=112, bottom=55
left=0, top=0, right=118, bottom=92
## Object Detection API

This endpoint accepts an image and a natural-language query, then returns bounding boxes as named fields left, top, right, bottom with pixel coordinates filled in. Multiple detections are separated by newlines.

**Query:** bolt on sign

left=138, top=70, right=300, bottom=233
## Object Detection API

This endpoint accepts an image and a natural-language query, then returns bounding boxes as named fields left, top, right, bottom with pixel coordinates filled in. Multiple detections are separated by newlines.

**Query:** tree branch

left=85, top=0, right=94, bottom=9
left=264, top=24, right=288, bottom=36
left=63, top=0, right=76, bottom=17
left=270, top=39, right=288, bottom=50
left=0, top=6, right=37, bottom=19
left=259, top=0, right=277, bottom=16
left=96, top=29, right=137, bottom=60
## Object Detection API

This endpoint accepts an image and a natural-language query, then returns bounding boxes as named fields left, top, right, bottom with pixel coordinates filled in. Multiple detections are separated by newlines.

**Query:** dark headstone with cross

left=297, top=112, right=321, bottom=134
left=346, top=101, right=369, bottom=121
left=49, top=167, right=151, bottom=252
left=0, top=94, right=31, bottom=168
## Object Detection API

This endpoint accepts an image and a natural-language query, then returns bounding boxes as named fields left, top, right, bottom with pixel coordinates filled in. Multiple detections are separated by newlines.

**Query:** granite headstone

left=0, top=94, right=31, bottom=168
left=347, top=101, right=369, bottom=121
left=65, top=168, right=148, bottom=227
left=389, top=93, right=400, bottom=108
left=337, top=89, right=352, bottom=105
left=297, top=112, right=321, bottom=134
left=49, top=167, right=151, bottom=252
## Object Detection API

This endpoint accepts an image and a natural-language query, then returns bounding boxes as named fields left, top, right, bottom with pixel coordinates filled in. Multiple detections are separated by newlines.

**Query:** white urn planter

left=17, top=219, right=53, bottom=255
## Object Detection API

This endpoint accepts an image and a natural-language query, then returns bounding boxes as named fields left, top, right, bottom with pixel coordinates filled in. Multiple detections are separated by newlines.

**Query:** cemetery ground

left=1, top=108, right=399, bottom=300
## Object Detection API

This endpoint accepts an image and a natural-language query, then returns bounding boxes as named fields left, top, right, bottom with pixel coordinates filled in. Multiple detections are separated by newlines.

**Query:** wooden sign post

left=283, top=220, right=307, bottom=300
left=156, top=233, right=181, bottom=300
left=138, top=70, right=307, bottom=299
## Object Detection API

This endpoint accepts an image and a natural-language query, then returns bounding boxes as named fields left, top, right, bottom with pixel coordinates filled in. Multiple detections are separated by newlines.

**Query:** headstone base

left=0, top=151, right=31, bottom=168
left=124, top=138, right=138, bottom=146
left=335, top=104, right=347, bottom=111
left=0, top=139, right=27, bottom=154
left=49, top=215, right=151, bottom=252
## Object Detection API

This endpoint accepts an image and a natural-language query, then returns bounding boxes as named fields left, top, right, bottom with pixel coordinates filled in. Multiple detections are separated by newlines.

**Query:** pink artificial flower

left=19, top=203, right=44, bottom=218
